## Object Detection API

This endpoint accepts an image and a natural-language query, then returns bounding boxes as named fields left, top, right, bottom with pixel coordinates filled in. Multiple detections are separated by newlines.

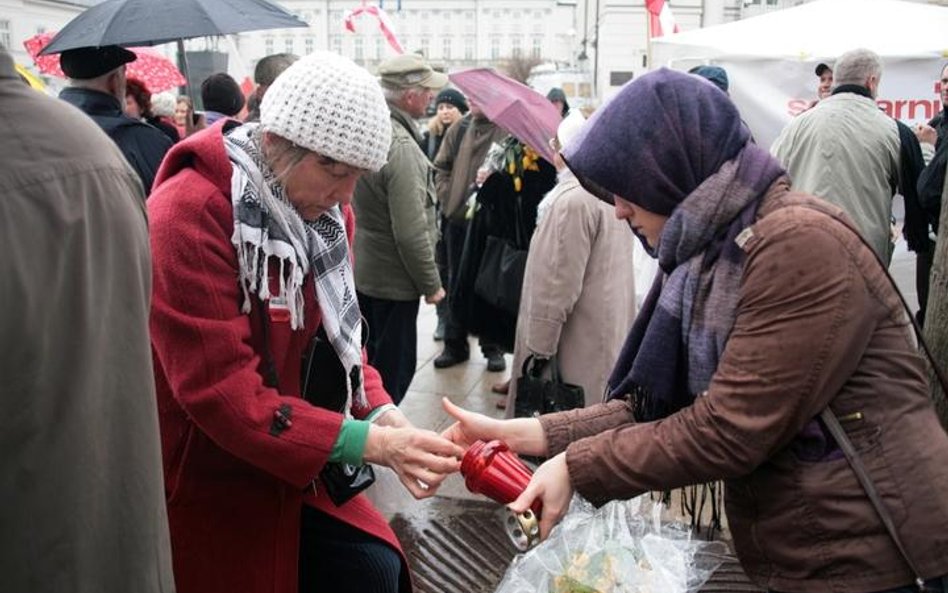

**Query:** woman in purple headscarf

left=441, top=69, right=948, bottom=593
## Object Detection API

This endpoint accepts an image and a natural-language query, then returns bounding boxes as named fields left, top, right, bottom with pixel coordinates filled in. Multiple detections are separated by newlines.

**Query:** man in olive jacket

left=353, top=54, right=446, bottom=403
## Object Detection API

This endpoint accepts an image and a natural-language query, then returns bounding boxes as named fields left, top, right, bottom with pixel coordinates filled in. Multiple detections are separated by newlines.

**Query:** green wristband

left=329, top=419, right=370, bottom=466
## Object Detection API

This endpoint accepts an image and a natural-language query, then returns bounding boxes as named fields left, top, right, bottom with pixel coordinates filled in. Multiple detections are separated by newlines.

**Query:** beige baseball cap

left=377, top=54, right=448, bottom=89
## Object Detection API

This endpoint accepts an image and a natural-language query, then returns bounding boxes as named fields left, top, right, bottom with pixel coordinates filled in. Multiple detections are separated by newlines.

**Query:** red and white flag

left=646, top=0, right=680, bottom=38
left=343, top=2, right=404, bottom=54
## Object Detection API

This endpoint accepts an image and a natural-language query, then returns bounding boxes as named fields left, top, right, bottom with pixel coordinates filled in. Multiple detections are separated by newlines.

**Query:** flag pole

left=645, top=6, right=652, bottom=71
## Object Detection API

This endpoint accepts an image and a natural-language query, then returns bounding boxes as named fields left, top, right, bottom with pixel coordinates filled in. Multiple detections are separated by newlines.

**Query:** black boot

left=434, top=342, right=469, bottom=369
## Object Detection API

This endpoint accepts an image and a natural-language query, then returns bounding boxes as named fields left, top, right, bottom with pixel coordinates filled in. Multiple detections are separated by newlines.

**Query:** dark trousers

left=442, top=216, right=501, bottom=357
left=358, top=291, right=419, bottom=404
left=916, top=240, right=935, bottom=327
left=435, top=217, right=449, bottom=322
left=299, top=505, right=401, bottom=593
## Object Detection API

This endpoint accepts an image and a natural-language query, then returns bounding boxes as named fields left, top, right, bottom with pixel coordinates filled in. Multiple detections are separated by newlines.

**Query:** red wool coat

left=148, top=122, right=410, bottom=593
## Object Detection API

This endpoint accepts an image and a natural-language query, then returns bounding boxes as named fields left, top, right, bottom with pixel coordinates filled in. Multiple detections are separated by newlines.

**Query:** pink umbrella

left=449, top=68, right=563, bottom=164
left=24, top=32, right=186, bottom=93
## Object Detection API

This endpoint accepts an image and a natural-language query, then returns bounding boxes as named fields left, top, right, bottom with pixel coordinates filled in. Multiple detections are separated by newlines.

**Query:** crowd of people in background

left=2, top=35, right=948, bottom=593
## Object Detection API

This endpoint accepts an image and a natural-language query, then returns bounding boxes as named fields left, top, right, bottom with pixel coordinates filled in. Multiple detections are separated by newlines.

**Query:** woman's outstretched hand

left=440, top=397, right=505, bottom=449
left=508, top=452, right=573, bottom=541
left=363, top=425, right=464, bottom=499
left=440, top=397, right=549, bottom=456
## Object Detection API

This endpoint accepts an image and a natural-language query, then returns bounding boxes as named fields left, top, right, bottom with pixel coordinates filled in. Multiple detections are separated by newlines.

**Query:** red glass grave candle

left=460, top=440, right=541, bottom=516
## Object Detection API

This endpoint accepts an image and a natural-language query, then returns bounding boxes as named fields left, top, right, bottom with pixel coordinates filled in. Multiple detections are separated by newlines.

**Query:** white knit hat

left=260, top=51, right=392, bottom=172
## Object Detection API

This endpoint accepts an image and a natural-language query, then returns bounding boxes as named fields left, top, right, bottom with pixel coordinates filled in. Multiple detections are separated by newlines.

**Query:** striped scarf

left=224, top=124, right=366, bottom=409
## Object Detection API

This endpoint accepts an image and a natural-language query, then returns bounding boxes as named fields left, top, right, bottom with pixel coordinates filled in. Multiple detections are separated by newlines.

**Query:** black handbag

left=473, top=235, right=528, bottom=315
left=258, top=304, right=375, bottom=507
left=300, top=327, right=375, bottom=507
left=514, top=354, right=585, bottom=418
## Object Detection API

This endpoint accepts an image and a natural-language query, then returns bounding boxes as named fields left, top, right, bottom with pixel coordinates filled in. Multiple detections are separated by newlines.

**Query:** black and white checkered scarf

left=223, top=123, right=366, bottom=409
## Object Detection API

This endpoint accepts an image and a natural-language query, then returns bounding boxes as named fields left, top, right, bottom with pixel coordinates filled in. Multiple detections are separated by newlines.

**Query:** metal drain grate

left=390, top=496, right=765, bottom=593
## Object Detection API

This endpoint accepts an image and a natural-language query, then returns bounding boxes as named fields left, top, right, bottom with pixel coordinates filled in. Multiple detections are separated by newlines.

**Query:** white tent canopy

left=651, top=0, right=948, bottom=147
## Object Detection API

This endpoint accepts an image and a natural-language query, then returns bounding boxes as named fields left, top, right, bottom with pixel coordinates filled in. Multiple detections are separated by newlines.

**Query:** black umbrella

left=39, top=0, right=308, bottom=102
left=40, top=0, right=307, bottom=54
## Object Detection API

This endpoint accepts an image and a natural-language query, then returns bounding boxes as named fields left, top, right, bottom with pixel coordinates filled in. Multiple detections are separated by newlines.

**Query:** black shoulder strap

left=820, top=408, right=928, bottom=591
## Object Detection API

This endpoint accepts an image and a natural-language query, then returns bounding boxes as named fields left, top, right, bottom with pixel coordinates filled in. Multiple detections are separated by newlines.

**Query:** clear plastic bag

left=495, top=495, right=729, bottom=593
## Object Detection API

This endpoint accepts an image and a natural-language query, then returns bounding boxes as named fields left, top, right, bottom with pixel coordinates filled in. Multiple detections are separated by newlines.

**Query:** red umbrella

left=449, top=68, right=563, bottom=164
left=24, top=32, right=186, bottom=93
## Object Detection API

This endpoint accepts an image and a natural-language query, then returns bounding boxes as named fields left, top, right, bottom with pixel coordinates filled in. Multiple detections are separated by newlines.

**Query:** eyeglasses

left=314, top=153, right=370, bottom=179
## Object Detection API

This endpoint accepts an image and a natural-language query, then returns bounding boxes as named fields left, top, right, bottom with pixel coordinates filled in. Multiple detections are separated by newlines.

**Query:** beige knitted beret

left=260, top=51, right=392, bottom=172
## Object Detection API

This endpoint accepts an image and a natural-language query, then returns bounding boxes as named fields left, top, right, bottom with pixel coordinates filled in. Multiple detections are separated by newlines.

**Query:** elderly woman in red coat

left=148, top=52, right=463, bottom=593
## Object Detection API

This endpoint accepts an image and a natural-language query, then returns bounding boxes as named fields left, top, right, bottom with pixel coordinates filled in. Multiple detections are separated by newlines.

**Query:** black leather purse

left=513, top=354, right=585, bottom=418
left=258, top=303, right=375, bottom=507
left=300, top=327, right=375, bottom=507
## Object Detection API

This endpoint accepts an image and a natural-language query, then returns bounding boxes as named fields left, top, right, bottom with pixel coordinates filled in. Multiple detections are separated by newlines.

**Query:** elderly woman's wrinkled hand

left=364, top=425, right=464, bottom=499
left=508, top=452, right=573, bottom=541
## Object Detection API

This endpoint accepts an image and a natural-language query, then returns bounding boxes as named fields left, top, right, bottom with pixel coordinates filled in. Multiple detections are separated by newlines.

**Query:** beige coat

left=771, top=91, right=900, bottom=263
left=507, top=175, right=637, bottom=411
left=0, top=50, right=174, bottom=592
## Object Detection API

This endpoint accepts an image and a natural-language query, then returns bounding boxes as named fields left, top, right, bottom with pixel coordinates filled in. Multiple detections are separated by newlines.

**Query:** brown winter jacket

left=433, top=114, right=507, bottom=221
left=540, top=185, right=948, bottom=593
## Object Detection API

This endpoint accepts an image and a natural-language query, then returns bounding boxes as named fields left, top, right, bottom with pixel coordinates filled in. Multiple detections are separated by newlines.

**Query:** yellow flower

left=513, top=176, right=522, bottom=192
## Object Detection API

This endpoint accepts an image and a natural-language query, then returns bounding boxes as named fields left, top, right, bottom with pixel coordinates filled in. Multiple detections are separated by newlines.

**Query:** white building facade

left=0, top=0, right=96, bottom=67
left=6, top=0, right=947, bottom=101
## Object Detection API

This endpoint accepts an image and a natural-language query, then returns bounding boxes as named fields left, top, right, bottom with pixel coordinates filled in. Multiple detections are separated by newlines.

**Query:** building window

left=511, top=37, right=522, bottom=58
left=354, top=37, right=364, bottom=61
left=0, top=20, right=9, bottom=50
left=533, top=23, right=543, bottom=35
left=264, top=36, right=275, bottom=55
left=532, top=37, right=542, bottom=59
left=376, top=37, right=384, bottom=60
left=305, top=37, right=315, bottom=54
left=443, top=37, right=452, bottom=60
left=284, top=38, right=294, bottom=54
left=465, top=37, right=475, bottom=60
left=490, top=37, right=500, bottom=60
left=331, top=36, right=342, bottom=54
left=420, top=36, right=430, bottom=57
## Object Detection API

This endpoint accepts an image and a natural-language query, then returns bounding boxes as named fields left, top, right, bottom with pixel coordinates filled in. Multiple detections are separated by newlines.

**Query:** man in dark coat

left=58, top=45, right=172, bottom=193
left=923, top=63, right=948, bottom=148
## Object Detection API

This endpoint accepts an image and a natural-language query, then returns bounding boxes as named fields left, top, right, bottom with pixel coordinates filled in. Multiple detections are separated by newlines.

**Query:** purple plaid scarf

left=608, top=145, right=784, bottom=420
